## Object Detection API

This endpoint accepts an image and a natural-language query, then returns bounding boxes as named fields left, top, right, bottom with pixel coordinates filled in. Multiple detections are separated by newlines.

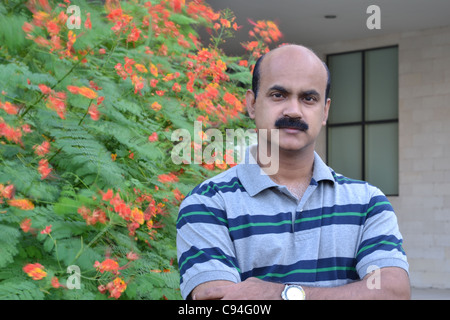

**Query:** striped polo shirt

left=176, top=145, right=408, bottom=299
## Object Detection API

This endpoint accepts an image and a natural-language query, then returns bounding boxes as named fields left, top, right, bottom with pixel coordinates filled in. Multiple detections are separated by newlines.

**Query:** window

left=326, top=46, right=399, bottom=196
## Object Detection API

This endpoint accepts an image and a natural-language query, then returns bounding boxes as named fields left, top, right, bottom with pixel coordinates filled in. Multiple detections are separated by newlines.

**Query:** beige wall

left=313, top=25, right=450, bottom=289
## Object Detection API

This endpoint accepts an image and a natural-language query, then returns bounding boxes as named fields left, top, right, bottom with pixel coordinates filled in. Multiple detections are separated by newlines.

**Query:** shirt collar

left=236, top=144, right=334, bottom=197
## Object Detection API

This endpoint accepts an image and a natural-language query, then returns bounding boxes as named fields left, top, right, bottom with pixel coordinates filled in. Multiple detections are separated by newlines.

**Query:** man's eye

left=271, top=92, right=284, bottom=99
left=303, top=95, right=318, bottom=103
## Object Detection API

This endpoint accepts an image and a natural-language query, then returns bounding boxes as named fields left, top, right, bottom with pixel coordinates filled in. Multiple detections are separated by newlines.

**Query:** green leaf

left=0, top=224, right=21, bottom=268
left=0, top=280, right=45, bottom=300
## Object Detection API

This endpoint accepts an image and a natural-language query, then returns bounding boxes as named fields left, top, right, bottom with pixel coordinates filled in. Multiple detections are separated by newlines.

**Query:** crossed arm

left=191, top=266, right=410, bottom=300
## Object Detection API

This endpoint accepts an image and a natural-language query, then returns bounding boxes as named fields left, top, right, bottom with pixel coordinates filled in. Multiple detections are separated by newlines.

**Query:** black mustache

left=275, top=117, right=309, bottom=131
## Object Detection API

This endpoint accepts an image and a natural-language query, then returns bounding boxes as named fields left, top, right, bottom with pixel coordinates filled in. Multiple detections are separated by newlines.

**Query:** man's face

left=246, top=46, right=331, bottom=154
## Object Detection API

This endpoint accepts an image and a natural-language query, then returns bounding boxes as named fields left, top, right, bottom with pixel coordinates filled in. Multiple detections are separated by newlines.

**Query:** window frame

left=326, top=45, right=399, bottom=196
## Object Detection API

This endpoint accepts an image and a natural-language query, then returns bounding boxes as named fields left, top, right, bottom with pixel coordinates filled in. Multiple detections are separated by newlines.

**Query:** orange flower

left=106, top=277, right=127, bottom=299
left=44, top=91, right=66, bottom=119
left=78, top=206, right=107, bottom=225
left=0, top=101, right=19, bottom=115
left=0, top=121, right=23, bottom=146
left=134, top=64, right=148, bottom=73
left=8, top=199, right=35, bottom=210
left=23, top=263, right=47, bottom=280
left=94, top=259, right=120, bottom=274
left=158, top=172, right=179, bottom=184
left=149, top=63, right=158, bottom=77
left=33, top=140, right=51, bottom=156
left=220, top=18, right=231, bottom=28
left=20, top=218, right=32, bottom=233
left=0, top=184, right=15, bottom=199
left=131, top=74, right=144, bottom=95
left=151, top=101, right=162, bottom=111
left=38, top=158, right=52, bottom=179
left=130, top=207, right=144, bottom=225
left=79, top=87, right=98, bottom=99
left=46, top=20, right=60, bottom=36
left=68, top=85, right=98, bottom=99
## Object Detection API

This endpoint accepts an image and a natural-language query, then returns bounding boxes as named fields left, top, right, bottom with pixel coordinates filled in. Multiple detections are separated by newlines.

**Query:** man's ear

left=322, top=98, right=331, bottom=126
left=246, top=89, right=256, bottom=119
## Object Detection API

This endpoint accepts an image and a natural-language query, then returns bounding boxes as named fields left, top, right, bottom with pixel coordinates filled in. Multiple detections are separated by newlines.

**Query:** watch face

left=286, top=286, right=305, bottom=300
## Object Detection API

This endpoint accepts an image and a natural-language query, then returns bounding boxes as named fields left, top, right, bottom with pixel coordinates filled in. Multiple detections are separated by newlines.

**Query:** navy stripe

left=228, top=212, right=292, bottom=241
left=179, top=246, right=241, bottom=284
left=356, top=235, right=405, bottom=262
left=241, top=257, right=358, bottom=283
left=187, top=177, right=245, bottom=198
left=332, top=171, right=367, bottom=185
left=177, top=204, right=228, bottom=229
left=366, top=195, right=394, bottom=219
left=227, top=199, right=394, bottom=240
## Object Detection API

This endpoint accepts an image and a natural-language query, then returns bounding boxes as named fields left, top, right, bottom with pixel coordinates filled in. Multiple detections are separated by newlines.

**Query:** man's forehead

left=259, top=45, right=327, bottom=90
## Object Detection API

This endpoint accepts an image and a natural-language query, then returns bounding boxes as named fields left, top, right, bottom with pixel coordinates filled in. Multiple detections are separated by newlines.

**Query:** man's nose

left=282, top=97, right=304, bottom=119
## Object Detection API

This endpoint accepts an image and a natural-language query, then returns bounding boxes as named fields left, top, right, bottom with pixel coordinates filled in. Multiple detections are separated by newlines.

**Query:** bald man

left=176, top=45, right=410, bottom=300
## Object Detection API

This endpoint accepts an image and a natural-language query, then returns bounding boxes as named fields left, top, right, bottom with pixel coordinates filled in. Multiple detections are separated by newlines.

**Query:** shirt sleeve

left=176, top=187, right=241, bottom=299
left=355, top=188, right=409, bottom=279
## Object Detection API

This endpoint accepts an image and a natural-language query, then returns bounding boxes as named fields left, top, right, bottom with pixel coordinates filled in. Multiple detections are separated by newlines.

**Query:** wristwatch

left=281, top=284, right=306, bottom=300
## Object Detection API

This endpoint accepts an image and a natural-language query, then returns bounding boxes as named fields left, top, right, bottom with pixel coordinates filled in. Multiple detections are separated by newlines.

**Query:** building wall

left=313, top=25, right=450, bottom=289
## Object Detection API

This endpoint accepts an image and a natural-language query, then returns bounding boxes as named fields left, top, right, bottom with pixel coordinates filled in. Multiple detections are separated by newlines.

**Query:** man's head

left=246, top=44, right=331, bottom=153
left=252, top=49, right=331, bottom=101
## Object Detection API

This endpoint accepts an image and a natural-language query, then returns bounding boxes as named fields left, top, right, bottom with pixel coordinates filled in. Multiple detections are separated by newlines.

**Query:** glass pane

left=328, top=126, right=362, bottom=180
left=327, top=52, right=362, bottom=124
left=365, top=47, right=398, bottom=121
left=365, top=123, right=399, bottom=195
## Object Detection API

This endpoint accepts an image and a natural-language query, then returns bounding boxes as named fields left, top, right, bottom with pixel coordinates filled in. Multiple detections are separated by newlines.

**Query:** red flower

left=106, top=277, right=127, bottom=299
left=23, top=263, right=47, bottom=280
left=84, top=12, right=92, bottom=30
left=51, top=277, right=62, bottom=288
left=94, top=259, right=120, bottom=274
left=101, top=189, right=114, bottom=201
left=40, top=225, right=52, bottom=234
left=126, top=251, right=139, bottom=261
left=88, top=105, right=101, bottom=121
left=172, top=82, right=181, bottom=93
left=38, top=84, right=52, bottom=95
left=33, top=140, right=51, bottom=156
left=148, top=132, right=158, bottom=142
left=158, top=173, right=179, bottom=184
left=127, top=26, right=141, bottom=42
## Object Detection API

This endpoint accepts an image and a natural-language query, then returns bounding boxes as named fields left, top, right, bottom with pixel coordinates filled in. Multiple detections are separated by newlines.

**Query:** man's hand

left=191, top=267, right=410, bottom=300
left=193, top=277, right=284, bottom=300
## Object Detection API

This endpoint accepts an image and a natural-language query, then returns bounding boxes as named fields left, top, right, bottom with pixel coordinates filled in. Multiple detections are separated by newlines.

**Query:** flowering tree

left=0, top=0, right=282, bottom=299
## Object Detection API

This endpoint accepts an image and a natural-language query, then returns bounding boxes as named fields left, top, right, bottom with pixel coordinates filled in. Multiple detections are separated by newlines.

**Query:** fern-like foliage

left=0, top=225, right=21, bottom=268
